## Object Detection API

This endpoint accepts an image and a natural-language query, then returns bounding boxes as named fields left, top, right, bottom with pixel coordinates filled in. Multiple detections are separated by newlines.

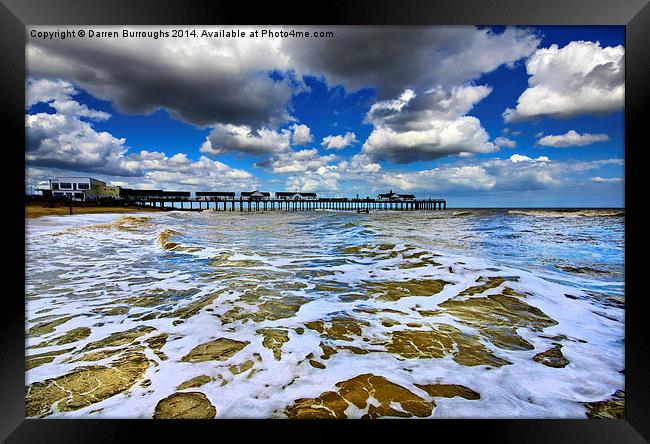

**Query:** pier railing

left=129, top=197, right=447, bottom=211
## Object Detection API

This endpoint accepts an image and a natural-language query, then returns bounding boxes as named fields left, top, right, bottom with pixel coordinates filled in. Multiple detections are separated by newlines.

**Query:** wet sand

left=26, top=203, right=164, bottom=219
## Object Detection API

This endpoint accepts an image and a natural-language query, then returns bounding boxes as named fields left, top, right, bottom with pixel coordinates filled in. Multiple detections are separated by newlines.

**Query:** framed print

left=1, top=0, right=648, bottom=441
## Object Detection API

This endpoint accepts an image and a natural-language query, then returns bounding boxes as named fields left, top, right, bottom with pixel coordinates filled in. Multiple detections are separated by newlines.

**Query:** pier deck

left=132, top=197, right=447, bottom=212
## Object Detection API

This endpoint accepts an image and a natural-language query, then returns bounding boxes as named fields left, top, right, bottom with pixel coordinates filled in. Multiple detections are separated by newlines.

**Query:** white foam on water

left=25, top=210, right=624, bottom=419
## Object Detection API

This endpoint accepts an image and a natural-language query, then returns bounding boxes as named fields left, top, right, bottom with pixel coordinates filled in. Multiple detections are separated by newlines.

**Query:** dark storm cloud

left=284, top=26, right=540, bottom=98
left=27, top=33, right=294, bottom=129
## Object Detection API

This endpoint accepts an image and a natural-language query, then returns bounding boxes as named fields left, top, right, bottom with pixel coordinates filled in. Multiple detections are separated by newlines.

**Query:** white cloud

left=286, top=165, right=342, bottom=193
left=494, top=136, right=517, bottom=148
left=361, top=85, right=498, bottom=163
left=509, top=154, right=549, bottom=163
left=263, top=149, right=336, bottom=173
left=321, top=132, right=358, bottom=150
left=27, top=78, right=111, bottom=121
left=26, top=112, right=139, bottom=176
left=291, top=124, right=313, bottom=145
left=504, top=41, right=624, bottom=122
left=590, top=176, right=623, bottom=183
left=200, top=124, right=291, bottom=156
left=537, top=130, right=609, bottom=147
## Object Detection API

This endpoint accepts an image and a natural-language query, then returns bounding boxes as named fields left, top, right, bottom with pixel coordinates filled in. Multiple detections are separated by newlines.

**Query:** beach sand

left=25, top=202, right=164, bottom=219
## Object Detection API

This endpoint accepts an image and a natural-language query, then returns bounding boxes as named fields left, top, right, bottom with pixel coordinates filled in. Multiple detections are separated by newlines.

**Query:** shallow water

left=25, top=208, right=624, bottom=418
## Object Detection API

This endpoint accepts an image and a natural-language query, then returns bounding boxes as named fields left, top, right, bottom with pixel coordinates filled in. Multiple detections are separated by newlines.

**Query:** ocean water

left=25, top=208, right=625, bottom=418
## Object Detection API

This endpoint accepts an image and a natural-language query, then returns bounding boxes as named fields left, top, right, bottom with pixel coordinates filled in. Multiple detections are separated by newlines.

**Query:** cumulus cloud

left=28, top=26, right=540, bottom=131
left=26, top=112, right=140, bottom=176
left=536, top=130, right=609, bottom=147
left=27, top=27, right=295, bottom=128
left=131, top=153, right=252, bottom=189
left=321, top=132, right=358, bottom=150
left=286, top=165, right=342, bottom=193
left=27, top=78, right=111, bottom=121
left=261, top=149, right=336, bottom=173
left=361, top=86, right=498, bottom=163
left=200, top=124, right=291, bottom=156
left=503, top=41, right=624, bottom=122
left=377, top=153, right=613, bottom=194
left=291, top=124, right=313, bottom=145
left=25, top=78, right=254, bottom=189
left=494, top=136, right=517, bottom=148
left=284, top=26, right=540, bottom=98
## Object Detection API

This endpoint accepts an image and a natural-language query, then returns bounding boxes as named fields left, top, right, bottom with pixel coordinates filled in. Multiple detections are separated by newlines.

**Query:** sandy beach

left=25, top=202, right=164, bottom=219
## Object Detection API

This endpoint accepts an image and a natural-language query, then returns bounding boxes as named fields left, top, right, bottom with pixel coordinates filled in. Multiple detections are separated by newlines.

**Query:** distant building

left=377, top=190, right=415, bottom=201
left=119, top=188, right=164, bottom=200
left=241, top=190, right=271, bottom=200
left=49, top=177, right=106, bottom=201
left=275, top=192, right=318, bottom=200
left=195, top=191, right=235, bottom=200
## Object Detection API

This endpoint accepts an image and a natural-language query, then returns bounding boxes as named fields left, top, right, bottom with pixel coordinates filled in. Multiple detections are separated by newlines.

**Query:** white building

left=50, top=177, right=106, bottom=201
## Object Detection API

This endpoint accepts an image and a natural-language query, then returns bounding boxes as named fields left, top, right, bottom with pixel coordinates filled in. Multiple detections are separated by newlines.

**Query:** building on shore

left=195, top=191, right=236, bottom=201
left=48, top=177, right=121, bottom=201
left=377, top=190, right=416, bottom=201
left=274, top=192, right=318, bottom=200
left=241, top=190, right=271, bottom=200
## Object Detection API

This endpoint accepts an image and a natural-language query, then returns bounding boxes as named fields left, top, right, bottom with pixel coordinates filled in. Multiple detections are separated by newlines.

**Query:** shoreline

left=25, top=202, right=164, bottom=219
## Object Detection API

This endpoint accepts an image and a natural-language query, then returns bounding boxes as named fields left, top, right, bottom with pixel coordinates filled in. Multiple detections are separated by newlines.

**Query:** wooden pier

left=131, top=197, right=447, bottom=212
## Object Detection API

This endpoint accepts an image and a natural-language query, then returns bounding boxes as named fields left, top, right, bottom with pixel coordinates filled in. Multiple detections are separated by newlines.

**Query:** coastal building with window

left=274, top=192, right=318, bottom=200
left=241, top=190, right=271, bottom=200
left=49, top=177, right=106, bottom=201
left=377, top=190, right=416, bottom=201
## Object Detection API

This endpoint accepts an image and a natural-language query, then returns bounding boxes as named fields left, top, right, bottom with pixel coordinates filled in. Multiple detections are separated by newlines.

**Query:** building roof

left=378, top=189, right=415, bottom=199
left=120, top=188, right=164, bottom=196
left=195, top=191, right=236, bottom=196
left=241, top=190, right=271, bottom=196
left=275, top=191, right=317, bottom=197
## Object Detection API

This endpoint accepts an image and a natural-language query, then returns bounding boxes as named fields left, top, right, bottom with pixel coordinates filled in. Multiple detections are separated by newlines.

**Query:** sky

left=25, top=26, right=625, bottom=207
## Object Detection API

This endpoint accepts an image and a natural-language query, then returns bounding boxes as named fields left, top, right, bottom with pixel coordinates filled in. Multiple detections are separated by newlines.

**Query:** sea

left=24, top=208, right=625, bottom=418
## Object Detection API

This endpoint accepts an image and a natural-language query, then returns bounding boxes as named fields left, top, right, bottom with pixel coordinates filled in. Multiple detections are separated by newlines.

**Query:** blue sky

left=25, top=26, right=624, bottom=207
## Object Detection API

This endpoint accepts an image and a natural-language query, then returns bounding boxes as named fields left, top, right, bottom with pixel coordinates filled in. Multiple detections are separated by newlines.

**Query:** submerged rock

left=229, top=360, right=255, bottom=375
left=81, top=326, right=157, bottom=352
left=145, top=333, right=169, bottom=361
left=30, top=327, right=91, bottom=349
left=25, top=349, right=151, bottom=417
left=414, top=383, right=480, bottom=400
left=153, top=392, right=216, bottom=419
left=285, top=373, right=435, bottom=419
left=439, top=293, right=558, bottom=351
left=386, top=325, right=511, bottom=367
left=181, top=338, right=249, bottom=363
left=533, top=344, right=570, bottom=368
left=583, top=391, right=625, bottom=419
left=176, top=375, right=213, bottom=390
left=27, top=316, right=76, bottom=337
left=256, top=328, right=290, bottom=360
left=26, top=347, right=75, bottom=370
left=305, top=316, right=370, bottom=342
left=365, top=279, right=450, bottom=301
left=161, top=292, right=221, bottom=320
left=459, top=276, right=505, bottom=296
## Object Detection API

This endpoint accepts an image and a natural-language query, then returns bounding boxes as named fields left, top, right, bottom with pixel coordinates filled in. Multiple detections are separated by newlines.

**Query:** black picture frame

left=2, top=0, right=647, bottom=441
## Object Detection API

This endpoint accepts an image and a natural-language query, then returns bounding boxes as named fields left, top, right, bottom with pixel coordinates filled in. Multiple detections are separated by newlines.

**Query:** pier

left=130, top=197, right=447, bottom=212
